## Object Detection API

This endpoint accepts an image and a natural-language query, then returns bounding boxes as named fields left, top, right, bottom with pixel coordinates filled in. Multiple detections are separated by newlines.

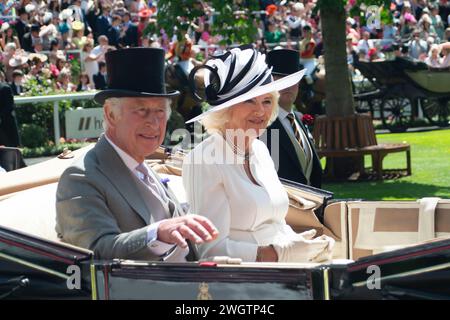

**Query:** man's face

left=14, top=76, right=23, bottom=85
left=275, top=75, right=299, bottom=110
left=105, top=97, right=168, bottom=163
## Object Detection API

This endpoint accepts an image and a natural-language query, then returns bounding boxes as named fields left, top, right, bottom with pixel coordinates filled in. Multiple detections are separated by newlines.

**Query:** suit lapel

left=94, top=136, right=151, bottom=224
left=150, top=169, right=184, bottom=218
left=294, top=113, right=321, bottom=162
left=270, top=118, right=303, bottom=171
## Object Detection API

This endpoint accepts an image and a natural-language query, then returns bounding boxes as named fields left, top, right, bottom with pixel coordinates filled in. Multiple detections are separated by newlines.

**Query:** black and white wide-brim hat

left=186, top=45, right=305, bottom=124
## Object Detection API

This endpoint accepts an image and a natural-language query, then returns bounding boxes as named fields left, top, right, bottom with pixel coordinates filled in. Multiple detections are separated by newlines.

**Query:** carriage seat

left=0, top=183, right=60, bottom=242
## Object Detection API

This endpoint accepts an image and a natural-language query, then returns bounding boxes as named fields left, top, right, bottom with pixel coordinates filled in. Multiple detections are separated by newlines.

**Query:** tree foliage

left=156, top=0, right=259, bottom=45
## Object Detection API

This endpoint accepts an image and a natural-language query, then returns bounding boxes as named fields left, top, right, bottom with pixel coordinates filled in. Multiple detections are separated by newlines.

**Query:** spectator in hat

left=39, top=13, right=58, bottom=51
left=15, top=7, right=30, bottom=44
left=418, top=13, right=438, bottom=40
left=22, top=24, right=41, bottom=52
left=346, top=17, right=360, bottom=43
left=2, top=42, right=16, bottom=81
left=401, top=12, right=417, bottom=39
left=95, top=4, right=111, bottom=38
left=50, top=51, right=68, bottom=79
left=56, top=69, right=76, bottom=92
left=0, top=79, right=21, bottom=147
left=430, top=4, right=445, bottom=40
left=409, top=28, right=428, bottom=59
left=9, top=69, right=24, bottom=96
left=56, top=47, right=219, bottom=260
left=299, top=25, right=316, bottom=74
left=357, top=31, right=374, bottom=61
left=120, top=11, right=139, bottom=48
left=72, top=20, right=87, bottom=49
left=106, top=14, right=122, bottom=47
left=167, top=27, right=194, bottom=76
left=93, top=60, right=107, bottom=90
left=425, top=44, right=443, bottom=68
left=71, top=0, right=86, bottom=25
left=265, top=48, right=323, bottom=188
left=286, top=2, right=305, bottom=42
left=137, top=8, right=154, bottom=45
left=183, top=46, right=334, bottom=263
left=28, top=53, right=48, bottom=80
left=1, top=22, right=21, bottom=51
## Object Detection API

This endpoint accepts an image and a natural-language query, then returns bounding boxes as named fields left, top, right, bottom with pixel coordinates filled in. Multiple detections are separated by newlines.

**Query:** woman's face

left=432, top=48, right=438, bottom=58
left=225, top=93, right=275, bottom=136
left=57, top=59, right=65, bottom=69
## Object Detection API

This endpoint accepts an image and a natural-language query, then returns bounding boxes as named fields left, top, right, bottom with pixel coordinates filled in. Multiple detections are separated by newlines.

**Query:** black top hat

left=18, top=7, right=27, bottom=16
left=94, top=47, right=179, bottom=105
left=266, top=49, right=302, bottom=77
left=30, top=24, right=40, bottom=32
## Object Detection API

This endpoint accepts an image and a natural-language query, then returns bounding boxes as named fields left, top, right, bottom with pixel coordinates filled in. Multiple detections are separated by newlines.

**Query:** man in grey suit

left=56, top=48, right=218, bottom=260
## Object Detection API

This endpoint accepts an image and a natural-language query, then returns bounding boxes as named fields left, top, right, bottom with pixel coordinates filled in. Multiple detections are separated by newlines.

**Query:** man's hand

left=157, top=215, right=219, bottom=248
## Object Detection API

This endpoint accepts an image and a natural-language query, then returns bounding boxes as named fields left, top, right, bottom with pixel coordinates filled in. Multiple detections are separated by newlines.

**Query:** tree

left=156, top=0, right=393, bottom=178
left=314, top=0, right=392, bottom=178
left=156, top=0, right=259, bottom=45
left=316, top=0, right=391, bottom=117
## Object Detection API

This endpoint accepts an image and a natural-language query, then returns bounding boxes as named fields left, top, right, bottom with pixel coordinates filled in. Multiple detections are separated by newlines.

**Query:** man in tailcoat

left=56, top=48, right=218, bottom=260
left=264, top=49, right=323, bottom=188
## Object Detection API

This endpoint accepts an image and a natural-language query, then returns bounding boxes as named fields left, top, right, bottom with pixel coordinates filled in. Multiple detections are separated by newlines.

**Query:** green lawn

left=322, top=129, right=450, bottom=200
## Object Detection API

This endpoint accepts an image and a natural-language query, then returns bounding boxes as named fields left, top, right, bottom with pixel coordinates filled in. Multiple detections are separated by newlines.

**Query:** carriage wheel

left=420, top=97, right=450, bottom=127
left=356, top=98, right=382, bottom=119
left=380, top=97, right=413, bottom=131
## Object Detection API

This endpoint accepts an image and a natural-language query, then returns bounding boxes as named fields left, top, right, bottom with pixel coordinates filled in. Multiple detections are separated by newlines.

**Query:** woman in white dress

left=182, top=46, right=334, bottom=263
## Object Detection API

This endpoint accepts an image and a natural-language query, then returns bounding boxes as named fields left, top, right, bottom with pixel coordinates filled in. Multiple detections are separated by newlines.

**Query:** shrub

left=22, top=142, right=90, bottom=158
left=20, top=123, right=49, bottom=148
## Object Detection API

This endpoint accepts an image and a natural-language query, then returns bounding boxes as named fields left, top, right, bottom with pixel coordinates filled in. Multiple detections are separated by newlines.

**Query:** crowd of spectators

left=0, top=0, right=449, bottom=97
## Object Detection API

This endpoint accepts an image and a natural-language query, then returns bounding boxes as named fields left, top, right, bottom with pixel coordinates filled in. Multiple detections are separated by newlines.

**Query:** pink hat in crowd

left=404, top=13, right=416, bottom=23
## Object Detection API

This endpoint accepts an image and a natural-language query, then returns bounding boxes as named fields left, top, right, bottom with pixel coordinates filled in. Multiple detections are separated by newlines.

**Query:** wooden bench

left=312, top=114, right=411, bottom=180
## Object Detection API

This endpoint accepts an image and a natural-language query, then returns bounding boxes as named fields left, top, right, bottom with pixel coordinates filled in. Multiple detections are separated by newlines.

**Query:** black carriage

left=1, top=149, right=449, bottom=300
left=1, top=223, right=450, bottom=300
left=353, top=58, right=450, bottom=130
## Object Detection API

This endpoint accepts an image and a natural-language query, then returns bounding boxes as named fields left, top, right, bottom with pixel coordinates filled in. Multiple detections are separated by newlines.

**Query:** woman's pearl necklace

left=223, top=132, right=250, bottom=161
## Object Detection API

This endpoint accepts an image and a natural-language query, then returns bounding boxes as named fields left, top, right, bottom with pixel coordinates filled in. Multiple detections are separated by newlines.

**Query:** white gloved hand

left=309, top=235, right=335, bottom=263
left=273, top=229, right=335, bottom=263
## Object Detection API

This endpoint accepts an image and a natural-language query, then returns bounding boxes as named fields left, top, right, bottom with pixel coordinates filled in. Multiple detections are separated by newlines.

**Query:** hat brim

left=186, top=68, right=305, bottom=124
left=9, top=57, right=28, bottom=67
left=94, top=89, right=180, bottom=105
left=271, top=71, right=292, bottom=77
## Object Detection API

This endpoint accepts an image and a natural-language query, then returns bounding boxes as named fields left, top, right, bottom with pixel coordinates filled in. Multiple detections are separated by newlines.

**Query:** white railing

left=14, top=91, right=97, bottom=145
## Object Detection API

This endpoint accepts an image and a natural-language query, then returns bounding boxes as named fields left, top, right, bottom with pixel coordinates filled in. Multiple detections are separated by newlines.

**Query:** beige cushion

left=0, top=144, right=94, bottom=197
left=0, top=183, right=60, bottom=242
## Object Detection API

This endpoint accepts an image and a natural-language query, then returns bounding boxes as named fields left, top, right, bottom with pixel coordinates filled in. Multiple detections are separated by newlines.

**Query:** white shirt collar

left=104, top=134, right=142, bottom=173
left=278, top=106, right=294, bottom=120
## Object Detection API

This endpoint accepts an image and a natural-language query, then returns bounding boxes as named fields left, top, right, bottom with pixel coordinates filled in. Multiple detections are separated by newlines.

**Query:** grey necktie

left=136, top=163, right=167, bottom=202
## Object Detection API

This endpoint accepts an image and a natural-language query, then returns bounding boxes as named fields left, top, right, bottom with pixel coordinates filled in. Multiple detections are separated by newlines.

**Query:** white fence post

left=53, top=101, right=61, bottom=146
